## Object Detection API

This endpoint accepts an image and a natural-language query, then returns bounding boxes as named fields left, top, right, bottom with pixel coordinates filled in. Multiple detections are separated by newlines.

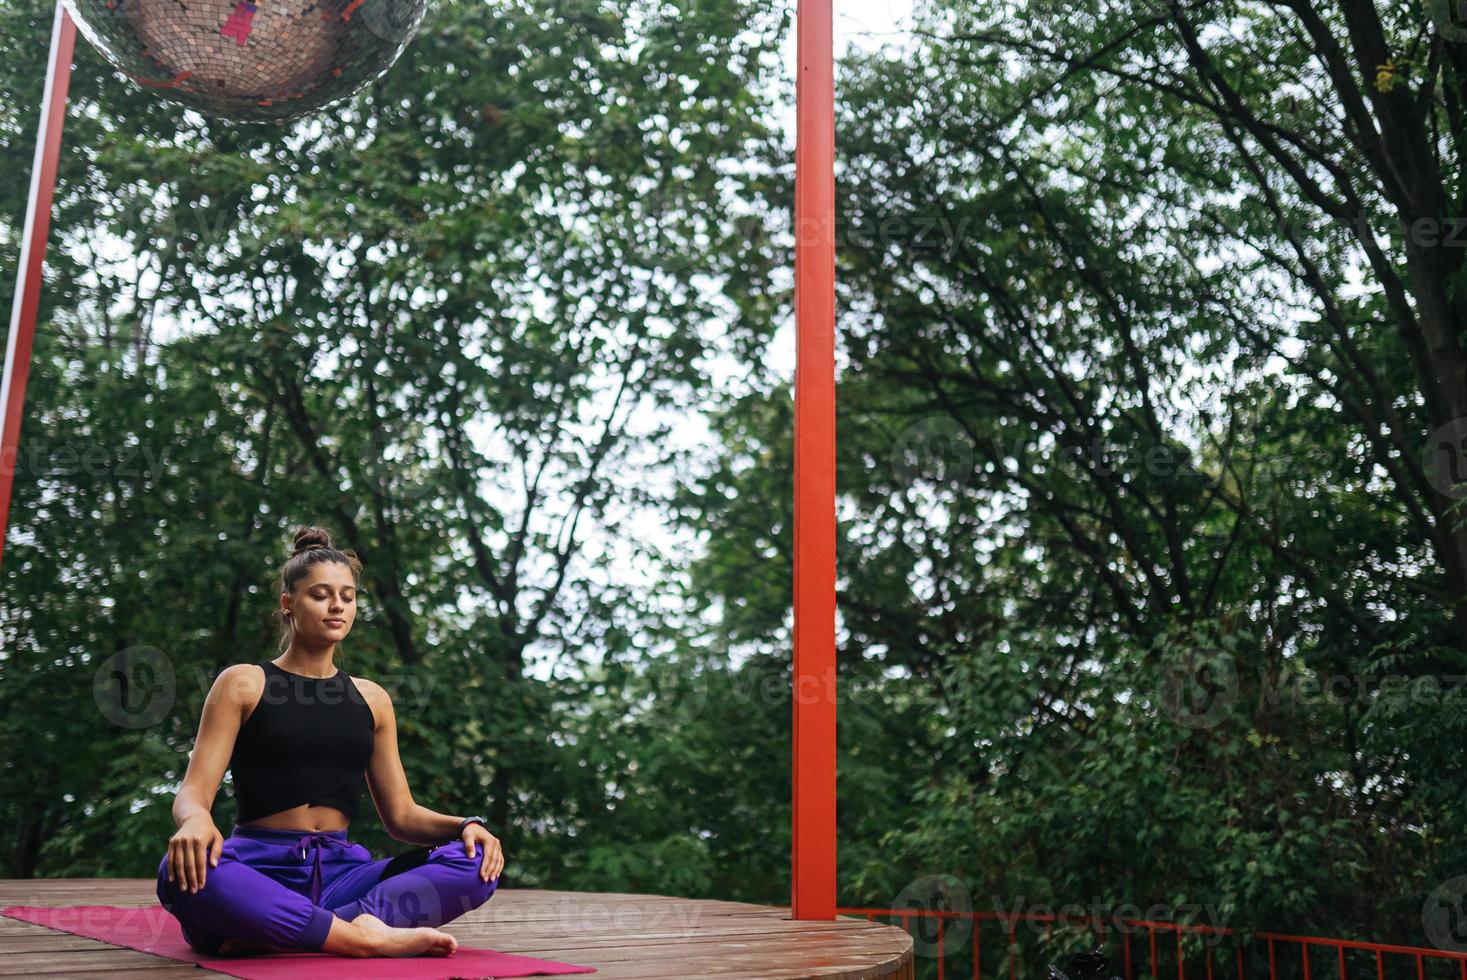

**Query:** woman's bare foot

left=345, top=912, right=458, bottom=957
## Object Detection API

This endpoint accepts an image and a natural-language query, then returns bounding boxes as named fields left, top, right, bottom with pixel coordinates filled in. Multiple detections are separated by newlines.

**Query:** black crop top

left=228, top=661, right=377, bottom=824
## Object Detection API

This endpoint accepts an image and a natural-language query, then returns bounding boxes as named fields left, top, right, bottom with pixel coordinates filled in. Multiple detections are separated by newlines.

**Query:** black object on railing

left=1044, top=946, right=1122, bottom=980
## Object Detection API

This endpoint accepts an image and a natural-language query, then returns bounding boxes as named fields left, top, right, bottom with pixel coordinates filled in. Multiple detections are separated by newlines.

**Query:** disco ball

left=61, top=0, right=430, bottom=122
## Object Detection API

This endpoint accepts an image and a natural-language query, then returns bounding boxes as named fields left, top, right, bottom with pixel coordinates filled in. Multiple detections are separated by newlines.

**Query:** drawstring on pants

left=294, top=832, right=353, bottom=906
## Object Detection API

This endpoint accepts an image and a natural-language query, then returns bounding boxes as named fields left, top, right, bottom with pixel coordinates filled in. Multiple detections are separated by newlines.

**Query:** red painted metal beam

left=0, top=0, right=76, bottom=571
left=791, top=0, right=836, bottom=921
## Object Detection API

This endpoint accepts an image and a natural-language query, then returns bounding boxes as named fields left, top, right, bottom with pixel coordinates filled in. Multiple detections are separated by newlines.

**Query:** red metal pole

left=0, top=0, right=75, bottom=571
left=791, top=0, right=836, bottom=922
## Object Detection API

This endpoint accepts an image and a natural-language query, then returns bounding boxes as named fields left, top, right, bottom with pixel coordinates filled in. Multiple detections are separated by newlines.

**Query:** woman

left=155, top=525, right=504, bottom=958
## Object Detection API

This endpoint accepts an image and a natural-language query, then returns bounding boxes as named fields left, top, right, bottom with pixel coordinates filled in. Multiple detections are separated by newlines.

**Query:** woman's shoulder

left=209, top=663, right=268, bottom=718
left=344, top=673, right=391, bottom=730
left=348, top=673, right=391, bottom=705
left=217, top=662, right=268, bottom=685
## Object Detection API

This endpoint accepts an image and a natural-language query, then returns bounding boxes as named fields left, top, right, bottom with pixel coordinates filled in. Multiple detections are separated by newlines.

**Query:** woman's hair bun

left=275, top=524, right=361, bottom=655
left=290, top=525, right=333, bottom=556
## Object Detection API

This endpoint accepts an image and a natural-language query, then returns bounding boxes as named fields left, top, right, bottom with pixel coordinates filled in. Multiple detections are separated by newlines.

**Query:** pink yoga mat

left=2, top=904, right=597, bottom=979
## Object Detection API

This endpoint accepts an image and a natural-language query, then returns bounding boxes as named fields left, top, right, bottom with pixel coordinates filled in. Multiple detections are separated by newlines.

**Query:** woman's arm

left=166, top=664, right=259, bottom=892
left=172, top=664, right=255, bottom=825
left=360, top=679, right=478, bottom=845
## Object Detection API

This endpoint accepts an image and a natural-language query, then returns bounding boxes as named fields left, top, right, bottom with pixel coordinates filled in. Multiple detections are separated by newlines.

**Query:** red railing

left=836, top=906, right=1467, bottom=980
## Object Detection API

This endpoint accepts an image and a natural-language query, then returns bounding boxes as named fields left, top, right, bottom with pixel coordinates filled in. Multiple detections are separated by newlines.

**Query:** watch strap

left=454, top=815, right=487, bottom=840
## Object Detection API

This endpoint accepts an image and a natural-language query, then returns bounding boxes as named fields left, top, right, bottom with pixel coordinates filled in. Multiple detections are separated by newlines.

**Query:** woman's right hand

left=166, top=814, right=223, bottom=894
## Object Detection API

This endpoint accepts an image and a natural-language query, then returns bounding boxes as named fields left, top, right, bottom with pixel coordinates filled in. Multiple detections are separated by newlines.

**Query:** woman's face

left=283, top=562, right=356, bottom=643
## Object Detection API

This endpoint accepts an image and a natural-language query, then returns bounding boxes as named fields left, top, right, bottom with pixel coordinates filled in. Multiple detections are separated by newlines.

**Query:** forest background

left=4, top=0, right=1467, bottom=974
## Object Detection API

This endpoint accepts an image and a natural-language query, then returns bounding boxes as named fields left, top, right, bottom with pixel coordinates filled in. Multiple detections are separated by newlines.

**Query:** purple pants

left=155, top=824, right=499, bottom=954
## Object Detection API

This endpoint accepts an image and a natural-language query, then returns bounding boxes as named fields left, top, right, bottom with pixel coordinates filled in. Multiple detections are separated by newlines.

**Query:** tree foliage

left=3, top=0, right=1466, bottom=968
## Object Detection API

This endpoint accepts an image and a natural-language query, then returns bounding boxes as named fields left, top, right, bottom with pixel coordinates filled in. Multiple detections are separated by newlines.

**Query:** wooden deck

left=0, top=881, right=914, bottom=980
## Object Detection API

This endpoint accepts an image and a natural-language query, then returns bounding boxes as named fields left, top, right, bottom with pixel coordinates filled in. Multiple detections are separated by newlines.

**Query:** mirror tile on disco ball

left=62, top=0, right=429, bottom=122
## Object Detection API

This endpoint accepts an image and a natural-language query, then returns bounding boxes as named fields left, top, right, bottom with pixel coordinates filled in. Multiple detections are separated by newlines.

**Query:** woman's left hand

left=462, top=823, right=504, bottom=883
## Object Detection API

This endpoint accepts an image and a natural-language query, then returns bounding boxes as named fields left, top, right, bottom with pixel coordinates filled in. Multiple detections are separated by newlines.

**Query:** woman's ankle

left=318, top=915, right=375, bottom=957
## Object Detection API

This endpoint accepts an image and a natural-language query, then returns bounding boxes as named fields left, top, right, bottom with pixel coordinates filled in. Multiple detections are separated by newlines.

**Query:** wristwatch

left=454, top=815, right=488, bottom=840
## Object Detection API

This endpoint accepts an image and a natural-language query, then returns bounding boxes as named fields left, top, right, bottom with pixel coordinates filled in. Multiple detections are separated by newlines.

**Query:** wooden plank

left=0, top=946, right=226, bottom=976
left=0, top=882, right=913, bottom=980
left=442, top=921, right=908, bottom=947
left=469, top=939, right=911, bottom=975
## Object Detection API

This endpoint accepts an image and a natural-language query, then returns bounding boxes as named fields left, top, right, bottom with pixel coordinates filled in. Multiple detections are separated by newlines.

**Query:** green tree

left=671, top=0, right=1467, bottom=955
left=0, top=0, right=789, bottom=884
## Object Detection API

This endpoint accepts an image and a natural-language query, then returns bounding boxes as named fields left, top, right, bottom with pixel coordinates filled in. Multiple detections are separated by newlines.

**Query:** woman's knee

left=155, top=855, right=173, bottom=909
left=156, top=853, right=187, bottom=901
left=156, top=848, right=241, bottom=902
left=429, top=848, right=500, bottom=903
left=155, top=854, right=225, bottom=954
